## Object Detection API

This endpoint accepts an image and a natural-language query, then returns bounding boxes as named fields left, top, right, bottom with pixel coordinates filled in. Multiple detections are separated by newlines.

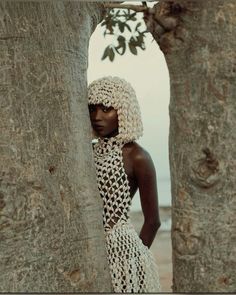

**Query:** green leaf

left=101, top=46, right=110, bottom=61
left=115, top=10, right=122, bottom=17
left=128, top=43, right=137, bottom=55
left=118, top=21, right=125, bottom=33
left=115, top=42, right=126, bottom=55
left=109, top=48, right=115, bottom=61
left=124, top=23, right=132, bottom=32
left=136, top=34, right=144, bottom=45
left=115, top=44, right=126, bottom=55
left=129, top=37, right=136, bottom=45
left=129, top=12, right=137, bottom=21
left=117, top=35, right=126, bottom=44
left=135, top=22, right=142, bottom=31
left=140, top=30, right=148, bottom=35
left=115, top=35, right=126, bottom=55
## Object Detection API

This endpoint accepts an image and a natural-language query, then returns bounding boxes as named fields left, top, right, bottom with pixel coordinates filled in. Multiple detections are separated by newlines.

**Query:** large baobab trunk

left=145, top=0, right=236, bottom=292
left=0, top=2, right=112, bottom=292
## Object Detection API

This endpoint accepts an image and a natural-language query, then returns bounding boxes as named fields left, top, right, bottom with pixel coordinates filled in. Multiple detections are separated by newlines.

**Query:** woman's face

left=89, top=104, right=119, bottom=138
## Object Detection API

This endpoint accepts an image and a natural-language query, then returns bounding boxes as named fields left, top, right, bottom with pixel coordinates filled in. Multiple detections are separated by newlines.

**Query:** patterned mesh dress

left=93, top=136, right=161, bottom=293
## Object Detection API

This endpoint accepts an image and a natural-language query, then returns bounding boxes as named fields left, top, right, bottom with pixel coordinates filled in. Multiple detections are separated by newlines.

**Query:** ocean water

left=131, top=177, right=171, bottom=211
left=131, top=177, right=172, bottom=231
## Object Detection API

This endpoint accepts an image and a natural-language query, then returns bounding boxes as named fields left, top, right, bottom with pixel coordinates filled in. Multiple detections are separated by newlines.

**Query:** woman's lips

left=93, top=124, right=104, bottom=130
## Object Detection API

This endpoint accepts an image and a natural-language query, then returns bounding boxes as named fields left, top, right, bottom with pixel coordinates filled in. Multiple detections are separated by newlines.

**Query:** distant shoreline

left=130, top=206, right=172, bottom=232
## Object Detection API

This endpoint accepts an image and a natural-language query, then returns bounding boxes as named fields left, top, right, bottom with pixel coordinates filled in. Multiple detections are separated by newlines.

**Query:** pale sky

left=87, top=1, right=171, bottom=208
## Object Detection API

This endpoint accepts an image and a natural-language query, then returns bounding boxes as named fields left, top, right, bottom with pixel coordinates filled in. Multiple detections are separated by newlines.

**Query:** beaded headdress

left=88, top=76, right=143, bottom=143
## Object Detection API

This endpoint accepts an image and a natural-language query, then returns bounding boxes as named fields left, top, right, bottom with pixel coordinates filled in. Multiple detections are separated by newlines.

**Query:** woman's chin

left=94, top=129, right=119, bottom=139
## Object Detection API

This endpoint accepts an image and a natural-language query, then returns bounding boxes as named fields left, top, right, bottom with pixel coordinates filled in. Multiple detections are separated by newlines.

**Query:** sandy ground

left=130, top=207, right=172, bottom=292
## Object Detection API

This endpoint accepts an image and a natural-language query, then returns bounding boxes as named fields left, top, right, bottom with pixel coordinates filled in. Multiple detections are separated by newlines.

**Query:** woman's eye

left=89, top=106, right=95, bottom=113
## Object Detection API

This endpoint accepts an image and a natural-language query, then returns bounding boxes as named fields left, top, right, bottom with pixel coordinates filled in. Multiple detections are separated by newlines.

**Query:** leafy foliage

left=101, top=8, right=148, bottom=62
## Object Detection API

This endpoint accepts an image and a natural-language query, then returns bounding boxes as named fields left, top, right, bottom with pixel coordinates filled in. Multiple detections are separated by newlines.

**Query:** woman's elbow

left=155, top=220, right=161, bottom=231
left=147, top=219, right=161, bottom=231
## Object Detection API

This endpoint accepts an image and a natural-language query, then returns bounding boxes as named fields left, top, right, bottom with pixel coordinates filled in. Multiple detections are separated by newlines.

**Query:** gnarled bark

left=145, top=0, right=236, bottom=292
left=0, top=2, right=111, bottom=292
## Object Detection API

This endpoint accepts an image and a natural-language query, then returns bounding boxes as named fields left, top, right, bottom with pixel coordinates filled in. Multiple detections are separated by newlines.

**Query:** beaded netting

left=87, top=76, right=143, bottom=143
left=93, top=136, right=161, bottom=292
left=93, top=137, right=131, bottom=231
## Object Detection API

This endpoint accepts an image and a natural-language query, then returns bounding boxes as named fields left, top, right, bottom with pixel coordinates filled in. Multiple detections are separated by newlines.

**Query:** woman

left=88, top=76, right=161, bottom=292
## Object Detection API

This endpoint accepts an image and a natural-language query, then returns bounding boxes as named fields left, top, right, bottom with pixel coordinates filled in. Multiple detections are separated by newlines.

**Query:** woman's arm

left=133, top=147, right=161, bottom=248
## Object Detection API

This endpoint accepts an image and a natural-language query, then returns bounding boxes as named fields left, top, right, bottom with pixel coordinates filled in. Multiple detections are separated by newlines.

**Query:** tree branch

left=103, top=3, right=148, bottom=13
left=103, top=2, right=175, bottom=35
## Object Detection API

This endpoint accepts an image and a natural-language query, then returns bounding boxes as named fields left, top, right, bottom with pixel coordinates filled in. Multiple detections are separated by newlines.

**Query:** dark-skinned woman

left=88, top=76, right=161, bottom=293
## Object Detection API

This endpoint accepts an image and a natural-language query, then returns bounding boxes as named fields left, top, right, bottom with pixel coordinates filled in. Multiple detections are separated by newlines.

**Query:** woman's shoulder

left=123, top=141, right=152, bottom=164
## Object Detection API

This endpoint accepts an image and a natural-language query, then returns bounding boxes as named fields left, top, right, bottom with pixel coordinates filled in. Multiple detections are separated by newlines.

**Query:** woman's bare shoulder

left=123, top=142, right=152, bottom=163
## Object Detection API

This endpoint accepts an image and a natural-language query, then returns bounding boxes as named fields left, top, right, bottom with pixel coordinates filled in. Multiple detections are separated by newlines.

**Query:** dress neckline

left=94, top=136, right=124, bottom=156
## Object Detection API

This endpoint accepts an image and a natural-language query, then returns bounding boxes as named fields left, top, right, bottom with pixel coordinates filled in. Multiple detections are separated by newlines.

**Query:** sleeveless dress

left=93, top=136, right=161, bottom=293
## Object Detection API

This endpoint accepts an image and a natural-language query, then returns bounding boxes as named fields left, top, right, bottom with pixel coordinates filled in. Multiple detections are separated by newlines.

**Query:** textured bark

left=145, top=0, right=236, bottom=292
left=0, top=1, right=112, bottom=292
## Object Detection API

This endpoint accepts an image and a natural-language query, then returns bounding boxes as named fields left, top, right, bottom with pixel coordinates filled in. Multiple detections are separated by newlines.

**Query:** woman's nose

left=93, top=108, right=103, bottom=121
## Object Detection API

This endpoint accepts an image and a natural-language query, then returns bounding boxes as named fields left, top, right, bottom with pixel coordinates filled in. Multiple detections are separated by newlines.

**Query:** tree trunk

left=0, top=1, right=112, bottom=292
left=145, top=0, right=236, bottom=292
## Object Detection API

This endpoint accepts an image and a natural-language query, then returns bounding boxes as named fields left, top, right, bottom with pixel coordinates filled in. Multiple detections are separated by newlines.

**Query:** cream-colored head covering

left=88, top=76, right=143, bottom=143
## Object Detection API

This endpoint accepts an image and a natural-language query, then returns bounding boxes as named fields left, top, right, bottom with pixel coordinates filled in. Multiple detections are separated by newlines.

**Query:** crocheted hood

left=88, top=76, right=143, bottom=143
